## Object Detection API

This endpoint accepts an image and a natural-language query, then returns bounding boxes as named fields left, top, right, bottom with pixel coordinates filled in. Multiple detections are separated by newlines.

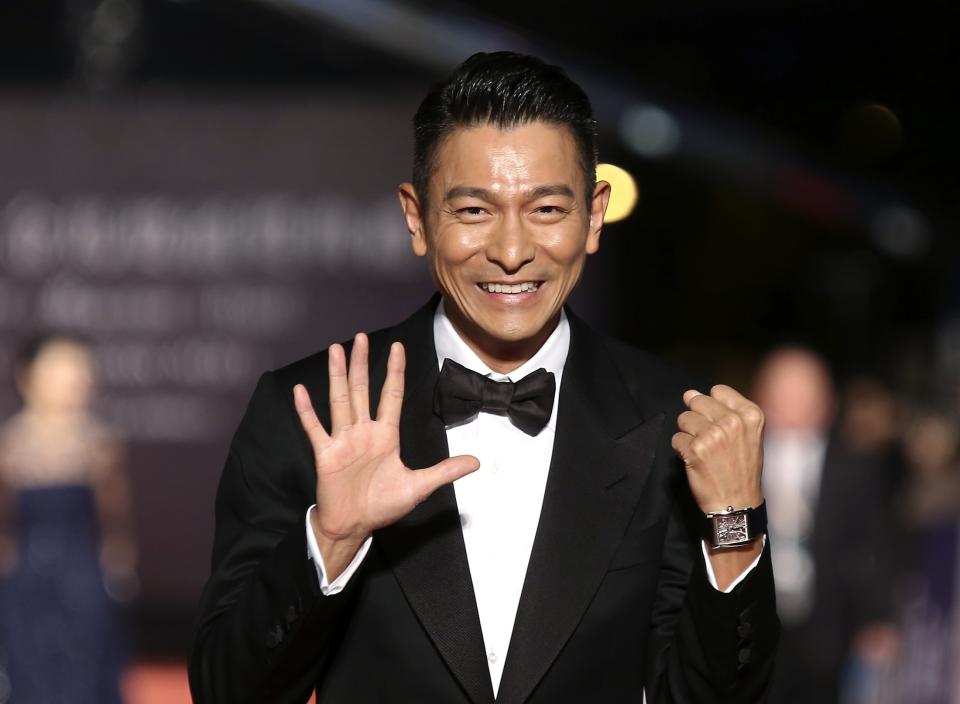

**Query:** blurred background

left=0, top=1, right=957, bottom=702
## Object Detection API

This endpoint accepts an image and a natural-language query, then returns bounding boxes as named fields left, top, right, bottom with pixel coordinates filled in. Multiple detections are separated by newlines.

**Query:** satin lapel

left=495, top=312, right=665, bottom=704
left=373, top=295, right=495, bottom=704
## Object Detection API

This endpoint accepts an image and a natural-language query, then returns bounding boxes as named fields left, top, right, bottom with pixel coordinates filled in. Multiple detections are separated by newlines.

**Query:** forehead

left=33, top=340, right=90, bottom=369
left=430, top=121, right=582, bottom=195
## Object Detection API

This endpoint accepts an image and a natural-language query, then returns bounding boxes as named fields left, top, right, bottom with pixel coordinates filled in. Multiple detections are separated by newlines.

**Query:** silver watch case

left=706, top=506, right=754, bottom=548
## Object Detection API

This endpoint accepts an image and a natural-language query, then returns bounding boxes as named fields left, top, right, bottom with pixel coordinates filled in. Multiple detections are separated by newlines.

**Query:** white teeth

left=480, top=282, right=540, bottom=293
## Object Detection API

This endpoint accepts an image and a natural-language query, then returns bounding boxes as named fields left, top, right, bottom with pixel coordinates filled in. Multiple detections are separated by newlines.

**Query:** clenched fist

left=672, top=384, right=766, bottom=588
left=672, top=384, right=765, bottom=515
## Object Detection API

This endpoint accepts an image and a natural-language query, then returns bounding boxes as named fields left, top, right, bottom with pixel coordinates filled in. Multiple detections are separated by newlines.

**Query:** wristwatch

left=703, top=501, right=767, bottom=549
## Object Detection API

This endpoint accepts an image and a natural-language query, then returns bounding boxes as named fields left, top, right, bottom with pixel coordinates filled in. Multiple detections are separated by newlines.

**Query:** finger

left=677, top=410, right=712, bottom=437
left=348, top=333, right=371, bottom=424
left=708, top=384, right=751, bottom=409
left=710, top=384, right=764, bottom=426
left=671, top=432, right=694, bottom=466
left=410, top=454, right=480, bottom=504
left=293, top=384, right=331, bottom=451
left=328, top=344, right=351, bottom=432
left=376, top=342, right=406, bottom=426
left=684, top=389, right=728, bottom=422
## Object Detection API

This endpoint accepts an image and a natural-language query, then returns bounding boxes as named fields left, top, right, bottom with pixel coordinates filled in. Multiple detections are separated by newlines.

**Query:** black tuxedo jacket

left=189, top=296, right=778, bottom=703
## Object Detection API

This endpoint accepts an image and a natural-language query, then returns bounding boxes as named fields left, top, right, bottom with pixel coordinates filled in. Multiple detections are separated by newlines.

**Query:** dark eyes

left=453, top=205, right=567, bottom=218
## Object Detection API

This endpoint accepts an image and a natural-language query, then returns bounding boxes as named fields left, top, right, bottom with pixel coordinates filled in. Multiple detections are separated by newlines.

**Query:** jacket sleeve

left=189, top=370, right=359, bottom=704
left=644, top=456, right=780, bottom=703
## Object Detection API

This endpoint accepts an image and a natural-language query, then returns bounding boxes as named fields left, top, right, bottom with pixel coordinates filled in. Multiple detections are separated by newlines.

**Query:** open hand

left=293, top=334, right=479, bottom=578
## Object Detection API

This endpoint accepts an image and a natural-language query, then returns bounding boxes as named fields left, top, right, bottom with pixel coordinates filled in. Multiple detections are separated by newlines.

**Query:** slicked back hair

left=412, top=52, right=599, bottom=211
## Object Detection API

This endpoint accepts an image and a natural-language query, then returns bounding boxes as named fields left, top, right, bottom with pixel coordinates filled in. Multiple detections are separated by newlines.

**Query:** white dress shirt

left=433, top=300, right=567, bottom=694
left=305, top=298, right=761, bottom=697
left=762, top=429, right=827, bottom=624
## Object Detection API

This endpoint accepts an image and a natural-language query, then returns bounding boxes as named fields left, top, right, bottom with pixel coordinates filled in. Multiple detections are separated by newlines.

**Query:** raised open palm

left=293, top=334, right=478, bottom=577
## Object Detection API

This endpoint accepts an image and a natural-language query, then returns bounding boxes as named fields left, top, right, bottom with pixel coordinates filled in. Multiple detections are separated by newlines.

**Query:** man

left=754, top=347, right=898, bottom=703
left=189, top=52, right=778, bottom=703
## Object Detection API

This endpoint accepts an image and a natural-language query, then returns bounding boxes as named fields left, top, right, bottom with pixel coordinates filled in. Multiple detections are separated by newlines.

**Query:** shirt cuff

left=305, top=505, right=372, bottom=596
left=701, top=535, right=766, bottom=593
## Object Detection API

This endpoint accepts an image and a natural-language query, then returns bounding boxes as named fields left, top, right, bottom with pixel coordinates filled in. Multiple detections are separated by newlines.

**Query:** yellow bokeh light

left=596, top=163, right=638, bottom=223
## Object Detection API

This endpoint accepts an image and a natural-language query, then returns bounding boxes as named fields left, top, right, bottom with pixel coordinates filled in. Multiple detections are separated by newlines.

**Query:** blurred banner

left=0, top=91, right=439, bottom=643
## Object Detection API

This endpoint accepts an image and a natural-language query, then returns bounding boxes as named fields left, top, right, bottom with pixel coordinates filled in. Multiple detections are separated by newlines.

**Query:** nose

left=484, top=215, right=535, bottom=274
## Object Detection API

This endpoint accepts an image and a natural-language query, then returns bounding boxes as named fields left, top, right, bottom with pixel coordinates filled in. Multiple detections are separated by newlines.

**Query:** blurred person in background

left=754, top=347, right=901, bottom=704
left=0, top=333, right=136, bottom=704
left=894, top=407, right=960, bottom=703
left=899, top=408, right=960, bottom=530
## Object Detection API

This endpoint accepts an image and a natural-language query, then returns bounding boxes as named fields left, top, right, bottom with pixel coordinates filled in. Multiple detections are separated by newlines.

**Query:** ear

left=586, top=179, right=611, bottom=255
left=398, top=182, right=428, bottom=257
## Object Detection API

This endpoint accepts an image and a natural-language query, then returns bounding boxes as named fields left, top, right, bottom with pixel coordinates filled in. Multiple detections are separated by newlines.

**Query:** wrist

left=310, top=510, right=368, bottom=579
left=310, top=507, right=369, bottom=545
left=702, top=500, right=767, bottom=550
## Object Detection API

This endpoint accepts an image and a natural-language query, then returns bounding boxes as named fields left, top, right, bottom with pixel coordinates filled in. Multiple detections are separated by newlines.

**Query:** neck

left=22, top=406, right=85, bottom=427
left=445, top=307, right=560, bottom=375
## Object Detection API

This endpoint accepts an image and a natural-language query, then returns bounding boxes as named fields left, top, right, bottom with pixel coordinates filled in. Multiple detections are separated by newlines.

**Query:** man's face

left=400, top=121, right=608, bottom=362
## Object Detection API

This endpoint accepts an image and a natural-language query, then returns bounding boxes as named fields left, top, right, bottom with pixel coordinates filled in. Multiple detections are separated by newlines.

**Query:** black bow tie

left=433, top=358, right=556, bottom=436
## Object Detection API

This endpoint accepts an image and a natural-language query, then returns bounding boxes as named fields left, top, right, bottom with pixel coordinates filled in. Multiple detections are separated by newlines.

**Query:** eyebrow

left=443, top=184, right=576, bottom=202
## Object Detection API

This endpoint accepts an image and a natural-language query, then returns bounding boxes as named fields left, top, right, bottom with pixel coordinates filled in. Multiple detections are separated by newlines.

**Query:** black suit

left=189, top=296, right=779, bottom=703
left=771, top=435, right=901, bottom=704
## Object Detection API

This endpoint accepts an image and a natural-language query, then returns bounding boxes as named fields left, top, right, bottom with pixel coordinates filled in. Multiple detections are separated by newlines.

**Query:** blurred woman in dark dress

left=0, top=334, right=135, bottom=704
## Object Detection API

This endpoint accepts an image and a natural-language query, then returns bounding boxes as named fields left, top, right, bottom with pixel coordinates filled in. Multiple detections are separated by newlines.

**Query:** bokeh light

left=596, top=162, right=639, bottom=222
left=618, top=104, right=682, bottom=158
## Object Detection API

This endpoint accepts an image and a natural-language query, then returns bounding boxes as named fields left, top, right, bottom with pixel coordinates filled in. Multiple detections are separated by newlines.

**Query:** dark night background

left=3, top=0, right=956, bottom=377
left=1, top=0, right=957, bottom=698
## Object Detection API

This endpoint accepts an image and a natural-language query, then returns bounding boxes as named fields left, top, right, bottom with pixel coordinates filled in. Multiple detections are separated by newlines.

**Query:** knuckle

left=705, top=426, right=725, bottom=446
left=690, top=438, right=708, bottom=457
left=741, top=405, right=764, bottom=426
left=720, top=413, right=743, bottom=433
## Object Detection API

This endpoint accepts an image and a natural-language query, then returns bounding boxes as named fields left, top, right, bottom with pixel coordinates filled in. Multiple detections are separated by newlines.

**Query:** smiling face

left=399, top=121, right=609, bottom=372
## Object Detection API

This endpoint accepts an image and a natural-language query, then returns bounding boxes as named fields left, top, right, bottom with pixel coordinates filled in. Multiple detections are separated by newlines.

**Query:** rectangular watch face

left=714, top=513, right=749, bottom=545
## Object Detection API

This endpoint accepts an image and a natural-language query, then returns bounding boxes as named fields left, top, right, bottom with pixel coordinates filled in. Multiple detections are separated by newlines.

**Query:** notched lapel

left=373, top=297, right=495, bottom=704
left=495, top=315, right=666, bottom=704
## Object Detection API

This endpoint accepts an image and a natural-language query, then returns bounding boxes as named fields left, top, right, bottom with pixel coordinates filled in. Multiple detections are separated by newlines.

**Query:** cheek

left=543, top=244, right=588, bottom=284
left=430, top=228, right=487, bottom=274
left=539, top=228, right=589, bottom=266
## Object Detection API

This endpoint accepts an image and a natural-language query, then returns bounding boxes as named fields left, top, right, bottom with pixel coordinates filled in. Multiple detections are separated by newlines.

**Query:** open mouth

left=477, top=281, right=542, bottom=294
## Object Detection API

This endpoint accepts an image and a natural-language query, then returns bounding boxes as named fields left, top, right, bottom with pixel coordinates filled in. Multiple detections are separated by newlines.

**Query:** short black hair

left=15, top=331, right=88, bottom=372
left=412, top=51, right=598, bottom=209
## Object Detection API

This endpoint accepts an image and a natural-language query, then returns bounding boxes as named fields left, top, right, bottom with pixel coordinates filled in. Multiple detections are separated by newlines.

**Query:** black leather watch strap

left=703, top=501, right=767, bottom=549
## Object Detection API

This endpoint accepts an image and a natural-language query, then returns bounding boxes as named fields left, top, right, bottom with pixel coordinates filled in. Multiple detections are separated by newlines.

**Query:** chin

left=489, top=319, right=550, bottom=344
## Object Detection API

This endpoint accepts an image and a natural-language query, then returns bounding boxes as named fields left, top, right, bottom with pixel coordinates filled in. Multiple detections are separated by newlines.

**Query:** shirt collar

left=433, top=297, right=569, bottom=431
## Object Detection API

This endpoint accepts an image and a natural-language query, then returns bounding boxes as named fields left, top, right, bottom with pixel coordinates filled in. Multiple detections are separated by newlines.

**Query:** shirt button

left=488, top=651, right=498, bottom=664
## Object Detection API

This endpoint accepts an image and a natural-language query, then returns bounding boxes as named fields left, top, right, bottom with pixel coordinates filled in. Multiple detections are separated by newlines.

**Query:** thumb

left=410, top=454, right=480, bottom=504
